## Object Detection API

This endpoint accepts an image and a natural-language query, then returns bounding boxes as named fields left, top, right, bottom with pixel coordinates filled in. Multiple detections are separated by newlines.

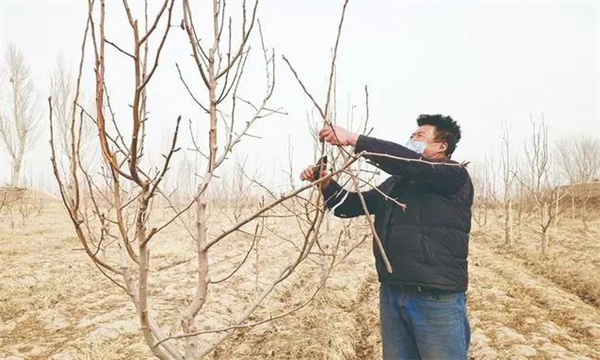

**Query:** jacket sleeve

left=354, top=135, right=468, bottom=196
left=320, top=179, right=384, bottom=218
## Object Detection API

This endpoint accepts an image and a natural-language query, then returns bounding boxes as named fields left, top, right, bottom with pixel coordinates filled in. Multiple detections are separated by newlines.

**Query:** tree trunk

left=182, top=187, right=209, bottom=359
left=541, top=230, right=548, bottom=257
left=182, top=33, right=217, bottom=354
left=10, top=153, right=23, bottom=187
left=504, top=199, right=513, bottom=247
left=581, top=200, right=589, bottom=231
left=541, top=202, right=549, bottom=256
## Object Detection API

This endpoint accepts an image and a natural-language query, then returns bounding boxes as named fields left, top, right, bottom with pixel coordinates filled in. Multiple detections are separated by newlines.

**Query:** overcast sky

left=0, top=0, right=598, bottom=191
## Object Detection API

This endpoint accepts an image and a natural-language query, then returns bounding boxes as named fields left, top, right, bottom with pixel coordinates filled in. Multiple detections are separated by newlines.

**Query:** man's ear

left=439, top=142, right=448, bottom=153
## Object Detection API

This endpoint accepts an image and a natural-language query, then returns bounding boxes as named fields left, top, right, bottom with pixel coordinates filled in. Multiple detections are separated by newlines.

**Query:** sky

left=0, top=0, right=598, bottom=192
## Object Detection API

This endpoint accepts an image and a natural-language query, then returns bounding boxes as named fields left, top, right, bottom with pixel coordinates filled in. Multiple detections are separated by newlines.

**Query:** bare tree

left=0, top=43, right=41, bottom=187
left=49, top=1, right=366, bottom=358
left=50, top=56, right=75, bottom=159
left=577, top=189, right=596, bottom=231
left=49, top=55, right=96, bottom=192
left=470, top=158, right=492, bottom=233
left=516, top=115, right=567, bottom=256
left=497, top=120, right=516, bottom=247
left=555, top=135, right=600, bottom=184
left=283, top=0, right=399, bottom=274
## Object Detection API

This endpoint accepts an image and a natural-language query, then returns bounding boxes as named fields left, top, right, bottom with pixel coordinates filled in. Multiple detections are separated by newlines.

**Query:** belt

left=391, top=284, right=450, bottom=294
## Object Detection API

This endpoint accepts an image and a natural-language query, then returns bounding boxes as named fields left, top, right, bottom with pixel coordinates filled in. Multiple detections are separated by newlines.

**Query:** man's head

left=410, top=114, right=461, bottom=160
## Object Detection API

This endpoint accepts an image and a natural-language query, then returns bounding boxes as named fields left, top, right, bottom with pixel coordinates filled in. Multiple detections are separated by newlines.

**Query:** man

left=300, top=114, right=473, bottom=360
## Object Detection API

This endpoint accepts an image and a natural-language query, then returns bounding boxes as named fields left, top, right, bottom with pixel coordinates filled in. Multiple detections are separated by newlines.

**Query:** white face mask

left=405, top=139, right=427, bottom=155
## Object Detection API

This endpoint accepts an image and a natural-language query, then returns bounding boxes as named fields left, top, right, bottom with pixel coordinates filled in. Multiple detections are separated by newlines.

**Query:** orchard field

left=1, top=192, right=599, bottom=360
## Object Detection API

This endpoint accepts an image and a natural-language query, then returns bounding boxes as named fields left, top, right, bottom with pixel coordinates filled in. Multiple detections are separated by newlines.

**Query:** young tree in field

left=0, top=43, right=40, bottom=187
left=487, top=121, right=518, bottom=245
left=498, top=120, right=516, bottom=247
left=517, top=116, right=566, bottom=256
left=283, top=0, right=398, bottom=274
left=49, top=55, right=96, bottom=193
left=49, top=1, right=367, bottom=358
left=471, top=157, right=492, bottom=233
left=50, top=56, right=75, bottom=159
left=577, top=188, right=596, bottom=231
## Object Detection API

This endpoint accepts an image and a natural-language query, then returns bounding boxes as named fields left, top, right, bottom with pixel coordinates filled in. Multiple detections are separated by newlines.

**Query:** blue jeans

left=379, top=283, right=470, bottom=360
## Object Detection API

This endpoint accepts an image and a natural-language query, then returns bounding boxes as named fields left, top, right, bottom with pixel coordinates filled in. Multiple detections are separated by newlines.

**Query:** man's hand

left=300, top=164, right=330, bottom=189
left=318, top=125, right=359, bottom=147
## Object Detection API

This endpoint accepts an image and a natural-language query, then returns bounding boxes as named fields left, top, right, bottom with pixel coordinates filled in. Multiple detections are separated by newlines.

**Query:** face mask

left=405, top=139, right=427, bottom=155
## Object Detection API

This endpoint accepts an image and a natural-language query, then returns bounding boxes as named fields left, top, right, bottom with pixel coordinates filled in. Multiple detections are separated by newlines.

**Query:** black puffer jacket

left=322, top=135, right=473, bottom=292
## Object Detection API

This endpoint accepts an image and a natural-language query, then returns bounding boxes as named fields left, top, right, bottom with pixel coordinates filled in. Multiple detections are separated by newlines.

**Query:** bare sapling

left=515, top=116, right=568, bottom=256
left=49, top=0, right=378, bottom=358
left=0, top=44, right=41, bottom=187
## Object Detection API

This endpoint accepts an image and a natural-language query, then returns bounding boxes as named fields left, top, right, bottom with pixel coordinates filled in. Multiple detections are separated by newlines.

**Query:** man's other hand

left=300, top=165, right=330, bottom=189
left=318, top=125, right=359, bottom=147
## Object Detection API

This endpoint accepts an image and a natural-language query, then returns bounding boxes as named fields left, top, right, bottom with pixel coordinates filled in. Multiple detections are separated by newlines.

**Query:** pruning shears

left=313, top=155, right=328, bottom=181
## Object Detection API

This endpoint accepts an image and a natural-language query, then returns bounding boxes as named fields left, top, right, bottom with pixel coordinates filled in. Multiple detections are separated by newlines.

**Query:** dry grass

left=478, top=216, right=600, bottom=308
left=1, top=196, right=599, bottom=359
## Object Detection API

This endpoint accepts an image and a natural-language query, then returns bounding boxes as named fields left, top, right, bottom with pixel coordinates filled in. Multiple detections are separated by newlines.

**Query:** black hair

left=416, top=114, right=461, bottom=157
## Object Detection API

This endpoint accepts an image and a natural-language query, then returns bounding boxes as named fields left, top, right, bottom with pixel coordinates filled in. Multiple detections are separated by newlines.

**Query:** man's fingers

left=319, top=127, right=332, bottom=139
left=300, top=165, right=329, bottom=183
left=324, top=134, right=339, bottom=145
left=300, top=168, right=315, bottom=181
